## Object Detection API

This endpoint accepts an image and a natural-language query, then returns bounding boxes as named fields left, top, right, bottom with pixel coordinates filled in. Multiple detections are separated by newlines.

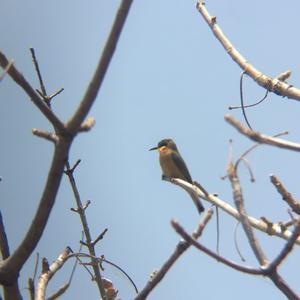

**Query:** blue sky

left=1, top=0, right=300, bottom=299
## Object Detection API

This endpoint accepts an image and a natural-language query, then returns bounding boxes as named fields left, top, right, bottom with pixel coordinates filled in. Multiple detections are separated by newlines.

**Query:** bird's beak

left=149, top=146, right=158, bottom=151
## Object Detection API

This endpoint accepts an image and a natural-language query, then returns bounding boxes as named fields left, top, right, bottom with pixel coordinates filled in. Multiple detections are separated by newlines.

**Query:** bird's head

left=149, top=138, right=178, bottom=153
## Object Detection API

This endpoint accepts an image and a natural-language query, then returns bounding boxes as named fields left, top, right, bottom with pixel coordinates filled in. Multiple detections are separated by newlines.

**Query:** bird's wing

left=171, top=151, right=193, bottom=183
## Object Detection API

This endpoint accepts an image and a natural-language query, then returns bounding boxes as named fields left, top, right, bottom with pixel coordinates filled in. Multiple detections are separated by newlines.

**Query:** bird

left=149, top=138, right=204, bottom=214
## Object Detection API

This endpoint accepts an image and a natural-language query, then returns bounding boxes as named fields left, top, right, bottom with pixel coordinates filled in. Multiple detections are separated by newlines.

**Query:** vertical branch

left=227, top=161, right=268, bottom=266
left=0, top=211, right=10, bottom=260
left=65, top=161, right=106, bottom=299
left=29, top=47, right=47, bottom=96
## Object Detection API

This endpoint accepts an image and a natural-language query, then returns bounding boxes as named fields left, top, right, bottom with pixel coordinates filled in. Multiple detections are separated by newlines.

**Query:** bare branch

left=30, top=47, right=47, bottom=97
left=134, top=209, right=213, bottom=300
left=32, top=128, right=58, bottom=143
left=64, top=161, right=106, bottom=298
left=66, top=0, right=134, bottom=133
left=46, top=235, right=83, bottom=300
left=225, top=114, right=300, bottom=152
left=172, top=220, right=263, bottom=275
left=0, top=59, right=13, bottom=82
left=270, top=175, right=300, bottom=214
left=227, top=160, right=268, bottom=266
left=0, top=1, right=133, bottom=293
left=0, top=211, right=10, bottom=260
left=0, top=51, right=66, bottom=133
left=91, top=228, right=108, bottom=247
left=196, top=1, right=300, bottom=101
left=234, top=131, right=289, bottom=171
left=175, top=216, right=300, bottom=300
left=267, top=218, right=300, bottom=272
left=0, top=139, right=71, bottom=286
left=28, top=278, right=35, bottom=300
left=0, top=211, right=22, bottom=299
left=36, top=88, right=64, bottom=107
left=35, top=248, right=71, bottom=300
left=170, top=178, right=300, bottom=245
left=269, top=272, right=300, bottom=300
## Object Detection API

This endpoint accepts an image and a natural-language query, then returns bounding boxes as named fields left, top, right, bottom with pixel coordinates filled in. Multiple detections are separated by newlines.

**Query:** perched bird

left=149, top=138, right=204, bottom=214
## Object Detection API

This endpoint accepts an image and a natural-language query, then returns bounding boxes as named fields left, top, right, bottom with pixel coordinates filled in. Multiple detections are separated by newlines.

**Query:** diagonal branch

left=172, top=220, right=263, bottom=275
left=270, top=175, right=300, bottom=214
left=0, top=139, right=71, bottom=286
left=174, top=218, right=300, bottom=299
left=35, top=248, right=71, bottom=300
left=267, top=218, right=300, bottom=272
left=170, top=178, right=300, bottom=245
left=196, top=1, right=300, bottom=101
left=225, top=114, right=300, bottom=152
left=0, top=1, right=134, bottom=291
left=134, top=209, right=213, bottom=300
left=66, top=0, right=134, bottom=133
left=0, top=51, right=65, bottom=133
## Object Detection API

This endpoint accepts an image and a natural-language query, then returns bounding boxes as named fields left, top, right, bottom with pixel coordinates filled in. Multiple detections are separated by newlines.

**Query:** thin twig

left=270, top=175, right=300, bottom=215
left=91, top=228, right=108, bottom=246
left=30, top=47, right=47, bottom=96
left=48, top=88, right=64, bottom=100
left=172, top=220, right=263, bottom=275
left=0, top=51, right=66, bottom=133
left=235, top=131, right=289, bottom=171
left=225, top=114, right=300, bottom=152
left=33, top=252, right=40, bottom=283
left=65, top=161, right=106, bottom=298
left=196, top=1, right=300, bottom=101
left=240, top=157, right=255, bottom=182
left=27, top=252, right=40, bottom=300
left=266, top=218, right=300, bottom=272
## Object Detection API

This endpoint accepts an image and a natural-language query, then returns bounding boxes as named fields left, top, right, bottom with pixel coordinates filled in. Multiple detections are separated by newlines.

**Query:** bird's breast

left=159, top=151, right=185, bottom=180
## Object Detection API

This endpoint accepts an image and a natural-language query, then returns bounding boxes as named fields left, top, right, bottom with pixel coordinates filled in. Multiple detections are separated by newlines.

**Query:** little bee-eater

left=149, top=138, right=204, bottom=214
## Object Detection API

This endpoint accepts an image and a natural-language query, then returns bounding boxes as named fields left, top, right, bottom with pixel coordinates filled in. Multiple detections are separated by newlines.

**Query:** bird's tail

left=189, top=191, right=204, bottom=214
